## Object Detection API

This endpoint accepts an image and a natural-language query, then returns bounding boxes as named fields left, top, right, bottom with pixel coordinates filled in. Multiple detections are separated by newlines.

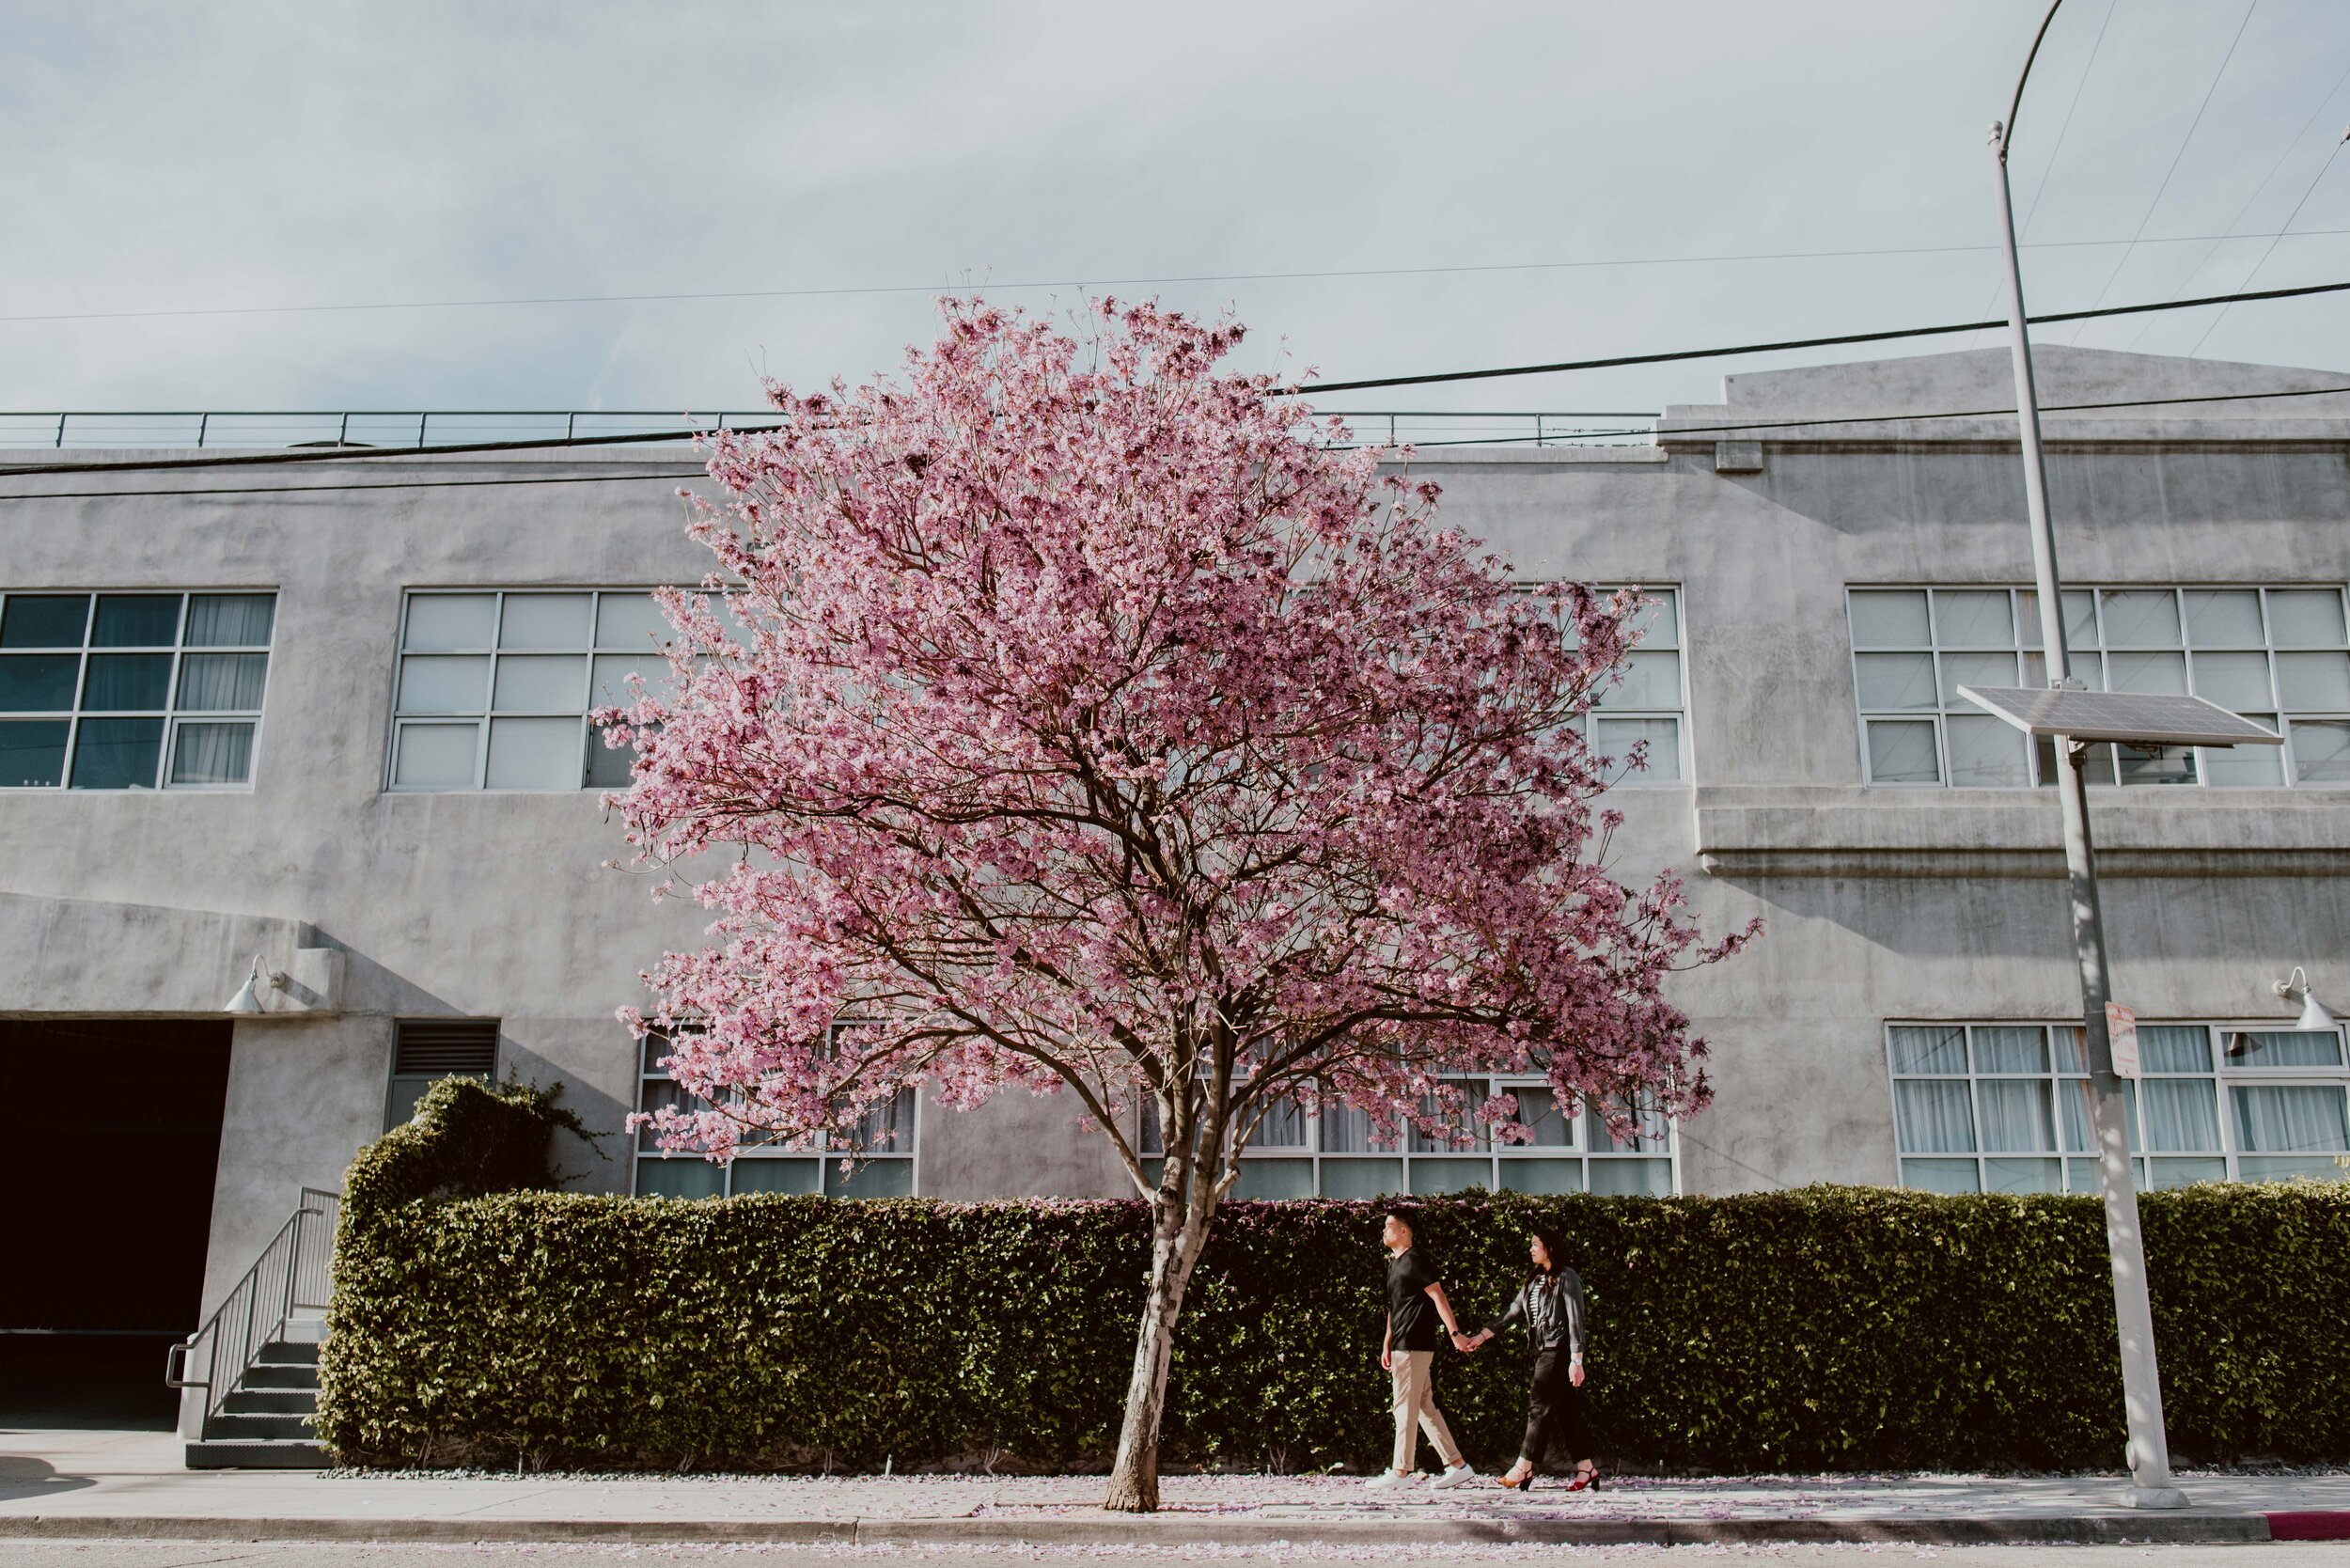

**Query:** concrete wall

left=3, top=344, right=2346, bottom=1316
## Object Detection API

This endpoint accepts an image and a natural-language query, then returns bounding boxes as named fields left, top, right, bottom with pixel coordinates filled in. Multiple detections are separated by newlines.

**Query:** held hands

left=1450, top=1329, right=1490, bottom=1353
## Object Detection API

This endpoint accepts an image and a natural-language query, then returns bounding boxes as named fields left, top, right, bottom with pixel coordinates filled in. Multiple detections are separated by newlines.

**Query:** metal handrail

left=165, top=1187, right=341, bottom=1431
left=0, top=408, right=1662, bottom=452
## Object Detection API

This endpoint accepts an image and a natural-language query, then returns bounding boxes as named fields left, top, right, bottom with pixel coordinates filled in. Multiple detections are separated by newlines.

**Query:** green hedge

left=318, top=1105, right=2350, bottom=1473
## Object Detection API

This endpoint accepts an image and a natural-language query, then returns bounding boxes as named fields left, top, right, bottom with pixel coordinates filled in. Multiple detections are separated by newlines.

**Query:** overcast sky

left=5, top=0, right=2347, bottom=419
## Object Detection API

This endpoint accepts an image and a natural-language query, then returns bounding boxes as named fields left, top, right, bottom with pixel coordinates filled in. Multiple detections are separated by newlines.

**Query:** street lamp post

left=1987, top=0, right=2187, bottom=1509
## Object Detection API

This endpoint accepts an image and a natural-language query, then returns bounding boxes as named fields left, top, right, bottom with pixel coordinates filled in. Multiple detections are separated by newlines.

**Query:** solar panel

left=1955, top=686, right=2285, bottom=746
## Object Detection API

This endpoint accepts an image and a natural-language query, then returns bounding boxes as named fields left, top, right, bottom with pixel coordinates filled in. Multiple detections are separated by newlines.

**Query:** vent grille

left=393, top=1018, right=499, bottom=1074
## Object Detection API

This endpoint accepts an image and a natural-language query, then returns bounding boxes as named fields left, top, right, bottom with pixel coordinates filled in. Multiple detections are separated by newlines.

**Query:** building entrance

left=0, top=1018, right=231, bottom=1429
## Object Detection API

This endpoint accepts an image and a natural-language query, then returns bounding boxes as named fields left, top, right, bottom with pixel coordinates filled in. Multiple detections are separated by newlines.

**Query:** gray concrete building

left=4, top=344, right=2348, bottom=1431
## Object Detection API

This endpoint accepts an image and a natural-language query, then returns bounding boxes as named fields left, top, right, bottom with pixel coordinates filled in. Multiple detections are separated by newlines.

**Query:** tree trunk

left=1101, top=1217, right=1205, bottom=1512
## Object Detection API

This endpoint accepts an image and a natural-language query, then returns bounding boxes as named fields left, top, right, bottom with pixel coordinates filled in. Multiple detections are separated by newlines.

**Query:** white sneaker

left=1363, top=1469, right=1420, bottom=1490
left=1432, top=1463, right=1479, bottom=1490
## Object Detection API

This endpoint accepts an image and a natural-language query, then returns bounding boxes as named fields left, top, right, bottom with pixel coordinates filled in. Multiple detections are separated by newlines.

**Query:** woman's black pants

left=1518, top=1347, right=1590, bottom=1469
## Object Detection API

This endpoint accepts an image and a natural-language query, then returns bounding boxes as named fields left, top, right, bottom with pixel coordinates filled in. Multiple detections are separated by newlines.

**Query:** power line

left=4, top=274, right=2345, bottom=480
left=2186, top=133, right=2350, bottom=358
left=6, top=384, right=2344, bottom=502
left=4, top=227, right=2349, bottom=328
left=2069, top=0, right=2262, bottom=344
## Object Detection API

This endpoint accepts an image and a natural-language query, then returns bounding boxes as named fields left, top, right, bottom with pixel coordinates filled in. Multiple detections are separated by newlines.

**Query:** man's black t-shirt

left=1386, top=1247, right=1444, bottom=1352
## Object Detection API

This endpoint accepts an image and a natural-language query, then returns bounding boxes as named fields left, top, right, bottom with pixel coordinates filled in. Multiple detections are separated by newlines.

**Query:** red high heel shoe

left=1565, top=1466, right=1601, bottom=1492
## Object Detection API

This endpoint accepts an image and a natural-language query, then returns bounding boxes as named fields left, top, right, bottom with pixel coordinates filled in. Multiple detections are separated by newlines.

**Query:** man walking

left=1370, top=1212, right=1478, bottom=1490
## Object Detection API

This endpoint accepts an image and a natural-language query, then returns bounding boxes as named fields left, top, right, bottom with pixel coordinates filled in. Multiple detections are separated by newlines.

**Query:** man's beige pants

left=1389, top=1349, right=1464, bottom=1473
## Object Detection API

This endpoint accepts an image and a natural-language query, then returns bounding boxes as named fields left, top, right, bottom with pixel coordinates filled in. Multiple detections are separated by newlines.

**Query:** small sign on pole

left=2107, top=1002, right=2140, bottom=1078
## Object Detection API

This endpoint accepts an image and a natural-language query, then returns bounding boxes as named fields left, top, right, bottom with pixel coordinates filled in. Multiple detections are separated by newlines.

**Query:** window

left=1142, top=1076, right=1674, bottom=1199
left=384, top=1018, right=499, bottom=1131
left=1544, top=585, right=1686, bottom=785
left=389, top=589, right=678, bottom=792
left=633, top=1032, right=917, bottom=1199
left=1887, top=1022, right=2350, bottom=1193
left=1848, top=586, right=2350, bottom=788
left=0, top=590, right=275, bottom=790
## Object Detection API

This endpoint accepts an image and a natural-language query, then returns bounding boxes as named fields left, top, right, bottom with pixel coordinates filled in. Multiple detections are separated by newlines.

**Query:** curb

left=0, top=1512, right=2323, bottom=1546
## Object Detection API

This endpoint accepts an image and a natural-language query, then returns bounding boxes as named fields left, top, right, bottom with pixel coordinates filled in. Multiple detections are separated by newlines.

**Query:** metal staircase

left=165, top=1187, right=339, bottom=1468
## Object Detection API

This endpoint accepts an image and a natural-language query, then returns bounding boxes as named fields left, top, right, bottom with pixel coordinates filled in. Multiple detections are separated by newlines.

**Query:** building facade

left=4, top=344, right=2347, bottom=1415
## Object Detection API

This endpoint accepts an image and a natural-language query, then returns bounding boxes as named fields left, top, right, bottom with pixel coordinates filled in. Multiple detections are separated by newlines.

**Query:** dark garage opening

left=0, top=1017, right=231, bottom=1429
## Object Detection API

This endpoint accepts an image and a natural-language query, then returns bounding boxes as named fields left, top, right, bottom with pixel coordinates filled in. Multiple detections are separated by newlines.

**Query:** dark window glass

left=0, top=654, right=81, bottom=712
left=0, top=595, right=90, bottom=649
left=585, top=729, right=634, bottom=789
left=69, top=716, right=164, bottom=788
left=80, top=653, right=174, bottom=712
left=91, top=594, right=183, bottom=648
left=0, top=720, right=70, bottom=786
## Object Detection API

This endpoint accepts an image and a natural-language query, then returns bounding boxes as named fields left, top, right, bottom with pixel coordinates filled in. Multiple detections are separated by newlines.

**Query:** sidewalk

left=5, top=1430, right=2349, bottom=1546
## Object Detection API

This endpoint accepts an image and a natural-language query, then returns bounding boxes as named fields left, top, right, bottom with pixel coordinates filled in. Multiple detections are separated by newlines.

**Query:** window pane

left=1971, top=1026, right=2046, bottom=1074
left=2201, top=726, right=2284, bottom=786
left=1977, top=1080, right=2055, bottom=1152
left=2186, top=590, right=2265, bottom=649
left=1985, top=1157, right=2061, bottom=1194
left=2015, top=590, right=2097, bottom=650
left=1891, top=1025, right=1967, bottom=1074
left=1410, top=1084, right=1480, bottom=1152
left=403, top=594, right=496, bottom=651
left=178, top=652, right=268, bottom=711
left=636, top=1158, right=724, bottom=1199
left=170, top=721, right=254, bottom=785
left=1856, top=652, right=1937, bottom=711
left=1593, top=715, right=1681, bottom=781
left=2107, top=651, right=2188, bottom=695
left=1867, top=720, right=1939, bottom=783
left=1586, top=1102, right=1669, bottom=1153
left=1902, top=1158, right=1981, bottom=1194
left=596, top=592, right=673, bottom=651
left=1894, top=1080, right=1976, bottom=1152
left=393, top=722, right=479, bottom=788
left=0, top=594, right=89, bottom=648
left=486, top=715, right=584, bottom=790
left=1254, top=1098, right=1307, bottom=1149
left=1318, top=1157, right=1403, bottom=1199
left=2288, top=720, right=2350, bottom=783
left=730, top=1158, right=821, bottom=1195
left=1946, top=715, right=2029, bottom=787
left=1849, top=590, right=1930, bottom=648
left=2138, top=1026, right=2212, bottom=1074
left=830, top=1158, right=915, bottom=1199
left=499, top=593, right=592, bottom=650
left=2148, top=1157, right=2227, bottom=1189
left=846, top=1088, right=916, bottom=1154
left=2036, top=734, right=2118, bottom=786
left=1940, top=651, right=2018, bottom=707
left=1230, top=1159, right=1313, bottom=1200
left=1318, top=1103, right=1396, bottom=1153
left=2115, top=743, right=2197, bottom=787
left=2099, top=590, right=2182, bottom=648
left=1627, top=588, right=1679, bottom=650
left=0, top=653, right=80, bottom=711
left=2227, top=1030, right=2345, bottom=1068
left=0, top=720, right=70, bottom=786
left=79, top=653, right=172, bottom=711
left=1503, top=1087, right=1574, bottom=1148
left=69, top=715, right=163, bottom=788
left=2232, top=1085, right=2349, bottom=1153
left=2191, top=651, right=2273, bottom=712
left=2267, top=589, right=2348, bottom=650
left=2141, top=1079, right=2220, bottom=1152
left=1588, top=1158, right=1672, bottom=1196
left=1499, top=1159, right=1584, bottom=1194
left=591, top=652, right=674, bottom=709
left=2058, top=1078, right=2095, bottom=1152
left=184, top=594, right=274, bottom=647
left=90, top=594, right=181, bottom=647
left=586, top=728, right=635, bottom=789
left=1934, top=590, right=2013, bottom=649
left=1601, top=650, right=1680, bottom=710
left=493, top=654, right=588, bottom=712
left=398, top=655, right=491, bottom=714
left=2237, top=1155, right=2347, bottom=1183
left=2276, top=651, right=2350, bottom=711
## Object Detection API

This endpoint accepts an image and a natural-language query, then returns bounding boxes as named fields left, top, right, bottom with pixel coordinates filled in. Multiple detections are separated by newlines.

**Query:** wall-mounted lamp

left=2229, top=967, right=2341, bottom=1057
left=223, top=954, right=290, bottom=1015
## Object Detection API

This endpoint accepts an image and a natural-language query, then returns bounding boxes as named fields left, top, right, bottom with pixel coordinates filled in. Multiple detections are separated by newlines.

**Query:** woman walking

left=1456, top=1228, right=1597, bottom=1491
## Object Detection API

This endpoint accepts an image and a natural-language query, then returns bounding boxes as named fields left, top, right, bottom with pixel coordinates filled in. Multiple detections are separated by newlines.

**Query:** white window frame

left=387, top=587, right=679, bottom=793
left=0, top=588, right=276, bottom=792
left=631, top=1028, right=920, bottom=1200
left=1521, top=582, right=1689, bottom=787
left=1849, top=585, right=2350, bottom=790
left=1886, top=1020, right=2350, bottom=1194
left=1142, top=1074, right=1678, bottom=1199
